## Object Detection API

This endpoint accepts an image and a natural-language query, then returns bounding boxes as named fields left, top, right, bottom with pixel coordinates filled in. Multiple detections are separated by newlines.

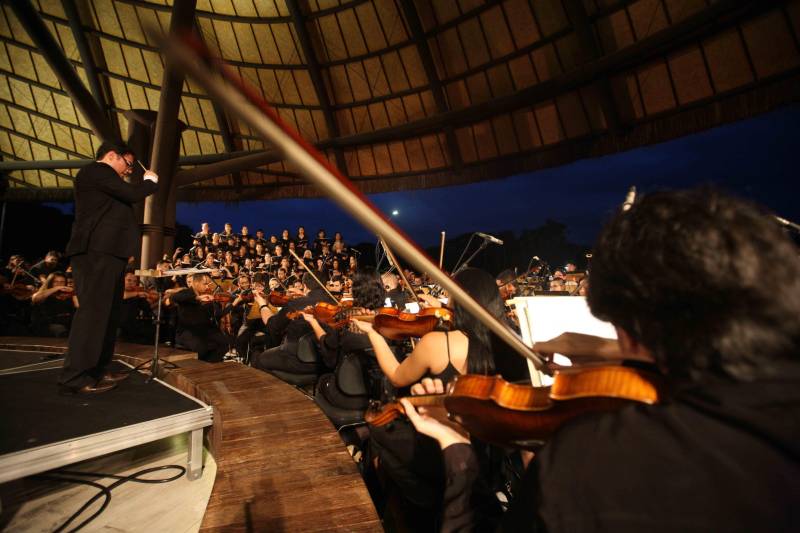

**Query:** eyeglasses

left=118, top=153, right=134, bottom=168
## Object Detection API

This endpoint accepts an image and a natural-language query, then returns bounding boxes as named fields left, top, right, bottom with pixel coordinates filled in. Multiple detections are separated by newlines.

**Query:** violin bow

left=288, top=248, right=340, bottom=304
left=438, top=231, right=446, bottom=270
left=379, top=237, right=419, bottom=303
left=155, top=30, right=548, bottom=372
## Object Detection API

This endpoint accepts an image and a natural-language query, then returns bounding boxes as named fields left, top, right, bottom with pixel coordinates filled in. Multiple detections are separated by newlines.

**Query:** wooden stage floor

left=0, top=337, right=382, bottom=532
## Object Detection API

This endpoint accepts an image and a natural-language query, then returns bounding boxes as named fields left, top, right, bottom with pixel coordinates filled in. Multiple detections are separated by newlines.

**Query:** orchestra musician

left=30, top=271, right=76, bottom=338
left=170, top=273, right=230, bottom=362
left=400, top=189, right=800, bottom=532
left=60, top=142, right=158, bottom=394
left=381, top=271, right=409, bottom=308
left=351, top=268, right=512, bottom=521
left=119, top=270, right=157, bottom=344
left=250, top=272, right=331, bottom=378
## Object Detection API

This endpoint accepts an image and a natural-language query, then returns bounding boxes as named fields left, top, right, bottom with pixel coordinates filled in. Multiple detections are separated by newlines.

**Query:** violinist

left=327, top=275, right=344, bottom=297
left=119, top=270, right=156, bottom=344
left=381, top=271, right=409, bottom=308
left=170, top=273, right=229, bottom=362
left=310, top=270, right=389, bottom=424
left=350, top=269, right=508, bottom=523
left=234, top=273, right=271, bottom=361
left=402, top=189, right=800, bottom=532
left=493, top=269, right=531, bottom=382
left=251, top=272, right=331, bottom=378
left=226, top=273, right=254, bottom=334
left=1, top=254, right=24, bottom=280
left=0, top=271, right=33, bottom=336
left=30, top=271, right=76, bottom=338
left=495, top=269, right=517, bottom=301
left=30, top=250, right=63, bottom=283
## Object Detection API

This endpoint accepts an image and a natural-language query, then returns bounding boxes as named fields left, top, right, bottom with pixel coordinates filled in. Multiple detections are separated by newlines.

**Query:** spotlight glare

left=391, top=209, right=399, bottom=216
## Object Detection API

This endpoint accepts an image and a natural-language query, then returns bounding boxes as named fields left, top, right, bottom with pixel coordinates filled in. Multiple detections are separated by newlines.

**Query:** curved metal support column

left=141, top=0, right=196, bottom=269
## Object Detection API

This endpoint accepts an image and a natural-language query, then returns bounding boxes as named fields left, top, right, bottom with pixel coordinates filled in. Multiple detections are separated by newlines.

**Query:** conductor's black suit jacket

left=66, top=162, right=158, bottom=259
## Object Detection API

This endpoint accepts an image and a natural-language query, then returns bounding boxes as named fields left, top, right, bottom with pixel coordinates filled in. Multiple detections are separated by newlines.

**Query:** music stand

left=134, top=267, right=214, bottom=382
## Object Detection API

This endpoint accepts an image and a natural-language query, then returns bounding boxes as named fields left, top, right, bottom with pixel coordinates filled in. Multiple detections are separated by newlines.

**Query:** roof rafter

left=8, top=0, right=119, bottom=144
left=284, top=0, right=347, bottom=174
left=61, top=0, right=119, bottom=135
left=398, top=0, right=461, bottom=169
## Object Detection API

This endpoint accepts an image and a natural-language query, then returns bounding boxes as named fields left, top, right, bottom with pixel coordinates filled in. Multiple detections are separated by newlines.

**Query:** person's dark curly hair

left=351, top=269, right=386, bottom=310
left=587, top=188, right=800, bottom=383
left=450, top=268, right=502, bottom=376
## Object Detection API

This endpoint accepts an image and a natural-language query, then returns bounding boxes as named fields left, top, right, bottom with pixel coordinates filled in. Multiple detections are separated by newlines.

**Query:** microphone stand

left=451, top=238, right=489, bottom=277
left=450, top=234, right=476, bottom=276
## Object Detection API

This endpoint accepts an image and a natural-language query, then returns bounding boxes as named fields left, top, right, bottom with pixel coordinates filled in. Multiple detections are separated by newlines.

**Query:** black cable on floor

left=35, top=464, right=186, bottom=532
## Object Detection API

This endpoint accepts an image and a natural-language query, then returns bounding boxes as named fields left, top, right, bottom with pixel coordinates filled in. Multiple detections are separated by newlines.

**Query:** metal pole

left=0, top=200, right=6, bottom=259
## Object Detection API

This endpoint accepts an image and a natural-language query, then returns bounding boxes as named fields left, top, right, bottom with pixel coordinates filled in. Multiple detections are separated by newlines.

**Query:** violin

left=54, top=287, right=75, bottom=300
left=366, top=367, right=663, bottom=449
left=268, top=290, right=305, bottom=306
left=371, top=306, right=452, bottom=340
left=1, top=283, right=35, bottom=300
left=210, top=291, right=254, bottom=305
left=286, top=301, right=359, bottom=329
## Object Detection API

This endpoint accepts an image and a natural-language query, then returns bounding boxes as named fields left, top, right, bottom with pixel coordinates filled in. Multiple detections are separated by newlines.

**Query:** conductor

left=59, top=142, right=159, bottom=394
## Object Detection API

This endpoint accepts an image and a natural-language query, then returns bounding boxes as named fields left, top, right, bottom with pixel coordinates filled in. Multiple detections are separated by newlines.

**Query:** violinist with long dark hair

left=351, top=268, right=509, bottom=527
left=402, top=189, right=800, bottom=532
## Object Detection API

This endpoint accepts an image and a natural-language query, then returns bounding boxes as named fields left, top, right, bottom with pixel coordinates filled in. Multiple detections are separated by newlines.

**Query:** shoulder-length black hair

left=450, top=268, right=502, bottom=375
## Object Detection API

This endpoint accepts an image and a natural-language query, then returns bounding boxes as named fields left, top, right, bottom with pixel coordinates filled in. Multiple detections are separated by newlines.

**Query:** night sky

left=174, top=105, right=800, bottom=249
left=40, top=105, right=798, bottom=253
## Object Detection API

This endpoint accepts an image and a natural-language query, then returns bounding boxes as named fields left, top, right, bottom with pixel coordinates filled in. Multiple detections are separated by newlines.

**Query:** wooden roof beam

left=174, top=148, right=281, bottom=186
left=562, top=0, right=629, bottom=132
left=284, top=0, right=347, bottom=175
left=10, top=0, right=119, bottom=144
left=61, top=0, right=119, bottom=134
left=399, top=0, right=462, bottom=169
left=193, top=17, right=243, bottom=193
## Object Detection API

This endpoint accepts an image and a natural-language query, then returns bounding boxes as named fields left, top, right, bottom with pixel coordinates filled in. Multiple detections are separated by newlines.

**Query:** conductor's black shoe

left=59, top=380, right=117, bottom=395
left=101, top=370, right=129, bottom=383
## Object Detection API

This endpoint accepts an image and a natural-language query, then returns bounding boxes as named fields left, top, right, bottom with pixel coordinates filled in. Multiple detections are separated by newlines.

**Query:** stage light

left=391, top=209, right=399, bottom=216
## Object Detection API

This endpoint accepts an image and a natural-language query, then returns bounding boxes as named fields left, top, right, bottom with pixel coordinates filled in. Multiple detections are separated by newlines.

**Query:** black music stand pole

left=146, top=285, right=164, bottom=383
left=451, top=240, right=488, bottom=277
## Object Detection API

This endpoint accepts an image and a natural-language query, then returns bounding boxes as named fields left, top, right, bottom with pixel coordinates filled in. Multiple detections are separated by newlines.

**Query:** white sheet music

left=511, top=295, right=617, bottom=386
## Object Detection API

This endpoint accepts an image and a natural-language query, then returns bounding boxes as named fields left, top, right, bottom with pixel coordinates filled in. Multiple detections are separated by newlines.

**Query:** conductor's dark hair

left=587, top=188, right=800, bottom=383
left=95, top=141, right=133, bottom=160
left=451, top=268, right=501, bottom=376
left=351, top=269, right=385, bottom=309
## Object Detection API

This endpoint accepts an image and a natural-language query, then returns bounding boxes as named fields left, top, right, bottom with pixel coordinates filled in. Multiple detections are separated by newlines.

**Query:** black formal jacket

left=66, top=161, right=158, bottom=259
left=441, top=366, right=800, bottom=532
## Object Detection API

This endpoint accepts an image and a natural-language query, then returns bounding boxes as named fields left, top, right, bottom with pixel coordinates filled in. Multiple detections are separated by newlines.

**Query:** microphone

left=775, top=215, right=800, bottom=232
left=622, top=186, right=636, bottom=212
left=475, top=232, right=504, bottom=245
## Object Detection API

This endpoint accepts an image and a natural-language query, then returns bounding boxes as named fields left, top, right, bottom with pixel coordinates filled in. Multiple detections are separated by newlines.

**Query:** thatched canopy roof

left=1, top=0, right=798, bottom=202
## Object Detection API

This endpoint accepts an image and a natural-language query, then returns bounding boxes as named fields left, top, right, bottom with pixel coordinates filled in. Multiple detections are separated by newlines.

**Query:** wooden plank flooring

left=0, top=337, right=383, bottom=532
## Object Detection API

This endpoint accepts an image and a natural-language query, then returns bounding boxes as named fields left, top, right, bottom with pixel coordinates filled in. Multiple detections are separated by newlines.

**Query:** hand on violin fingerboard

left=351, top=319, right=374, bottom=334
left=417, top=293, right=442, bottom=308
left=400, top=397, right=470, bottom=450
